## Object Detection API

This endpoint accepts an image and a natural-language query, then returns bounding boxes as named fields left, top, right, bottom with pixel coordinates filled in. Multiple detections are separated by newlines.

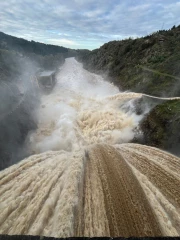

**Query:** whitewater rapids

left=28, top=58, right=143, bottom=154
left=0, top=58, right=180, bottom=237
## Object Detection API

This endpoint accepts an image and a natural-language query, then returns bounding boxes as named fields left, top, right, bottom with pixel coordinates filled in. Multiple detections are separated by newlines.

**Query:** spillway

left=0, top=58, right=179, bottom=237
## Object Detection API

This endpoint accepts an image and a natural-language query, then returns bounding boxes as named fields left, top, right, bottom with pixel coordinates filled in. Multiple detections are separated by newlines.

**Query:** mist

left=0, top=52, right=41, bottom=170
left=1, top=54, right=178, bottom=171
left=27, top=58, right=148, bottom=155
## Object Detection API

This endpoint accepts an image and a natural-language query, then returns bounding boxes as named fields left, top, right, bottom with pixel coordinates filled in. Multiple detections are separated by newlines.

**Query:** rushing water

left=0, top=58, right=180, bottom=237
left=28, top=58, right=143, bottom=154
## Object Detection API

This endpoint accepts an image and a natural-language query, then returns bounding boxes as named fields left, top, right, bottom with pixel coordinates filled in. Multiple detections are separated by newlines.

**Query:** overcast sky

left=0, top=0, right=180, bottom=50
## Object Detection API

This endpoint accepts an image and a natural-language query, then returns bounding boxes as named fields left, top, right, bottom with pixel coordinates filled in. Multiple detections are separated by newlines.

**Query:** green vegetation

left=77, top=25, right=180, bottom=97
left=141, top=100, right=180, bottom=155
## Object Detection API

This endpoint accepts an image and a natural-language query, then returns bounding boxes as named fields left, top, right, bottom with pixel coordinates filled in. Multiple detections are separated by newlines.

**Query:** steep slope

left=77, top=25, right=180, bottom=97
left=140, top=99, right=180, bottom=155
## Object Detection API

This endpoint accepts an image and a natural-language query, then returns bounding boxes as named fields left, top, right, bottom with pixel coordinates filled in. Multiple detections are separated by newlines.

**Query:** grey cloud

left=0, top=0, right=180, bottom=49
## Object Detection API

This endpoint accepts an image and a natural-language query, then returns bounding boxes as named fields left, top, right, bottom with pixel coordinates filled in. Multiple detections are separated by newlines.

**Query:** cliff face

left=77, top=25, right=180, bottom=97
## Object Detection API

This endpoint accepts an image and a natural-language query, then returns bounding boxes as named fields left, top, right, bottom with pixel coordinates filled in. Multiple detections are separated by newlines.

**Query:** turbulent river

left=0, top=58, right=180, bottom=237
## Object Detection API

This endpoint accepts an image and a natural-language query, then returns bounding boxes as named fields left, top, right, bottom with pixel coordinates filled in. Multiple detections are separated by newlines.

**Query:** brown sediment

left=118, top=144, right=180, bottom=209
left=116, top=143, right=180, bottom=235
left=76, top=144, right=163, bottom=237
left=0, top=143, right=180, bottom=237
left=75, top=147, right=110, bottom=237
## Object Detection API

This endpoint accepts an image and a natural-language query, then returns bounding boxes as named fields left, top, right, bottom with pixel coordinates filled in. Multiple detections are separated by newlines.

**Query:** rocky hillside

left=140, top=99, right=180, bottom=156
left=77, top=25, right=180, bottom=97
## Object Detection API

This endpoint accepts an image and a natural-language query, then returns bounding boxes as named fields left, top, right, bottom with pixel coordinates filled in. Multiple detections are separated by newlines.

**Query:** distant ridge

left=0, top=31, right=69, bottom=56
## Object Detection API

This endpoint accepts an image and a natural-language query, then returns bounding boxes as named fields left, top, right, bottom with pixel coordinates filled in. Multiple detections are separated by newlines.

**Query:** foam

left=28, top=58, right=143, bottom=154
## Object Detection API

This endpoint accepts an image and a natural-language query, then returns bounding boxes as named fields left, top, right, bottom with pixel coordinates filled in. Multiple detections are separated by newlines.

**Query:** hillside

left=77, top=25, right=180, bottom=97
left=0, top=31, right=79, bottom=78
left=141, top=99, right=180, bottom=155
left=0, top=31, right=76, bottom=57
